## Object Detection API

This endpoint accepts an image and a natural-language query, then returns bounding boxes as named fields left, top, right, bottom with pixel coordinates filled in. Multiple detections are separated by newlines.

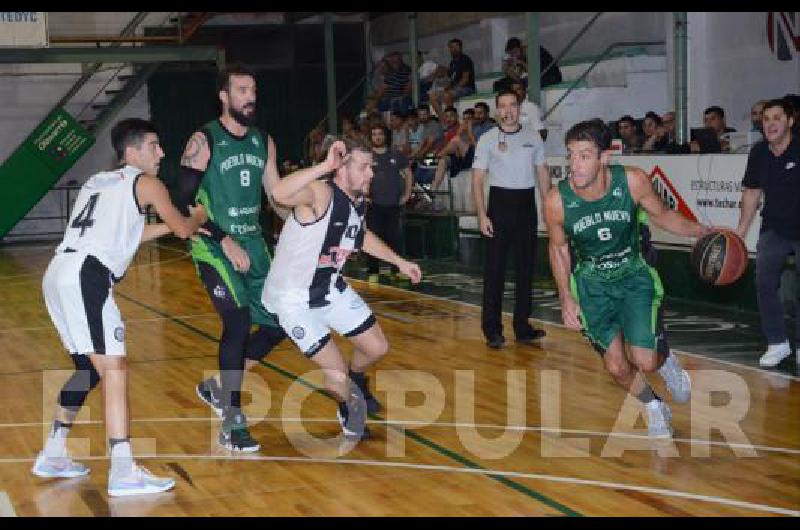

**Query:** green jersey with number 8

left=195, top=119, right=267, bottom=240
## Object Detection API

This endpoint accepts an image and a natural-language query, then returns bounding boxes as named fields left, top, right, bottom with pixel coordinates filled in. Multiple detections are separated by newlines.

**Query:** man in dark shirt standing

left=442, top=38, right=476, bottom=107
left=735, top=98, right=800, bottom=367
left=368, top=124, right=413, bottom=283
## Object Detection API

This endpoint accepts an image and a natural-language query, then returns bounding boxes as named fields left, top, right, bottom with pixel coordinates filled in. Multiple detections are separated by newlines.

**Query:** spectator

left=375, top=51, right=412, bottom=115
left=641, top=111, right=669, bottom=152
left=751, top=100, right=767, bottom=135
left=692, top=106, right=736, bottom=153
left=501, top=37, right=528, bottom=88
left=443, top=38, right=476, bottom=106
left=306, top=125, right=326, bottom=165
left=367, top=123, right=413, bottom=283
left=509, top=80, right=544, bottom=138
left=617, top=115, right=643, bottom=154
left=784, top=93, right=800, bottom=135
left=493, top=38, right=563, bottom=92
left=418, top=50, right=448, bottom=105
left=389, top=110, right=410, bottom=156
left=734, top=98, right=799, bottom=368
left=406, top=109, right=424, bottom=160
left=472, top=102, right=495, bottom=141
left=341, top=115, right=363, bottom=143
left=430, top=108, right=480, bottom=197
left=411, top=105, right=443, bottom=187
left=410, top=105, right=442, bottom=162
left=662, top=111, right=676, bottom=142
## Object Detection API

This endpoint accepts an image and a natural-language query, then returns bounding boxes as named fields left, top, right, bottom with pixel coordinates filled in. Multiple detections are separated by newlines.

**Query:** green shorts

left=190, top=235, right=278, bottom=327
left=570, top=263, right=664, bottom=353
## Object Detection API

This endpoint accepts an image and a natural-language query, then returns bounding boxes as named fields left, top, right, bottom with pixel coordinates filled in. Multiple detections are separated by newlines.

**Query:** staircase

left=0, top=12, right=215, bottom=241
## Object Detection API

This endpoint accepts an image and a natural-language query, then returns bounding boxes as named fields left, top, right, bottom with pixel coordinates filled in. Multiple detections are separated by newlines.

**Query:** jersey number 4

left=71, top=193, right=99, bottom=237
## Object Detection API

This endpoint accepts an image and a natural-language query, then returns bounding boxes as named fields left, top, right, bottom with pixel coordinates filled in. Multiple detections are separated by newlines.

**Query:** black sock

left=635, top=384, right=661, bottom=404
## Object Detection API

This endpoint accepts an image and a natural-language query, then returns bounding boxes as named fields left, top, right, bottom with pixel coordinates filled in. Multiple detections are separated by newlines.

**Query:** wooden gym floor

left=0, top=240, right=797, bottom=517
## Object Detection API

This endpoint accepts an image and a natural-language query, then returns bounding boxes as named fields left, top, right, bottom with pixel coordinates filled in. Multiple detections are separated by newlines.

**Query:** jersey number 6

left=597, top=227, right=612, bottom=241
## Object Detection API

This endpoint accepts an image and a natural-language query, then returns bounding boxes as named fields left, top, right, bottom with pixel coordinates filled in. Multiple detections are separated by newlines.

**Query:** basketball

left=690, top=229, right=749, bottom=286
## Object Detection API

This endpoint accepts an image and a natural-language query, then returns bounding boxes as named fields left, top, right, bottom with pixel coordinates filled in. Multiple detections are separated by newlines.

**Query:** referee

left=472, top=89, right=551, bottom=349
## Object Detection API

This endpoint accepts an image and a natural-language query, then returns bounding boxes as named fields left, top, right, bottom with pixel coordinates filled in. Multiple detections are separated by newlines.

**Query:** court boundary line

left=2, top=454, right=796, bottom=516
left=114, top=290, right=582, bottom=517
left=1, top=417, right=797, bottom=455
left=356, top=280, right=800, bottom=382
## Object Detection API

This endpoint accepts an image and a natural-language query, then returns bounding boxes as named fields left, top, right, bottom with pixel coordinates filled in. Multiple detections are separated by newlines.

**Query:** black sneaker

left=516, top=326, right=546, bottom=345
left=486, top=335, right=506, bottom=349
left=337, top=395, right=371, bottom=441
left=218, top=409, right=260, bottom=453
left=349, top=370, right=381, bottom=414
left=196, top=377, right=223, bottom=418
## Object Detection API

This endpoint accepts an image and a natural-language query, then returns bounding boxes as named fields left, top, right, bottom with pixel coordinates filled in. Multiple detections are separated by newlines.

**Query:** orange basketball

left=690, top=229, right=749, bottom=286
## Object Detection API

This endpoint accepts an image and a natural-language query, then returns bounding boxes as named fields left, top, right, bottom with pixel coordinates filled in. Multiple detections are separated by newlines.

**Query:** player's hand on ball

left=399, top=260, right=422, bottom=284
left=561, top=294, right=582, bottom=331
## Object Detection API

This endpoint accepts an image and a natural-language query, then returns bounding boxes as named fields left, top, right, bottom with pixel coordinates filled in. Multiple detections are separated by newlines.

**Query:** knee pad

left=58, top=354, right=101, bottom=412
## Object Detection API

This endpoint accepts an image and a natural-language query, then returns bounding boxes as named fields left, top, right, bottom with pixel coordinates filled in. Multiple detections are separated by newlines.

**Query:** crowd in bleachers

left=285, top=33, right=800, bottom=216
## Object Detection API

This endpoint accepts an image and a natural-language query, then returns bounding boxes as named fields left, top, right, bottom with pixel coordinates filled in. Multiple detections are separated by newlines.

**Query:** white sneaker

left=31, top=451, right=90, bottom=478
left=645, top=400, right=673, bottom=438
left=658, top=354, right=692, bottom=403
left=108, top=464, right=175, bottom=497
left=759, top=342, right=792, bottom=367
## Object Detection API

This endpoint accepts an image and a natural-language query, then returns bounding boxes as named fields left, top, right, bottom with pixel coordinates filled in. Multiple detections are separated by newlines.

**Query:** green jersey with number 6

left=559, top=164, right=644, bottom=279
left=195, top=119, right=266, bottom=239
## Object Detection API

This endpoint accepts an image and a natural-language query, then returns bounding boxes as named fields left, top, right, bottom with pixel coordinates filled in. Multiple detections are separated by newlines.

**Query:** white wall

left=686, top=12, right=799, bottom=133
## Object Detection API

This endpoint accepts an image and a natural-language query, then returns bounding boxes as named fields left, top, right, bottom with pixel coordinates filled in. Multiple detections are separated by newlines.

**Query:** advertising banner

left=0, top=12, right=48, bottom=47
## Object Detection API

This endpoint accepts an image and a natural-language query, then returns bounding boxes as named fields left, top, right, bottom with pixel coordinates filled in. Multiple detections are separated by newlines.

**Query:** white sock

left=109, top=439, right=134, bottom=476
left=43, top=421, right=70, bottom=458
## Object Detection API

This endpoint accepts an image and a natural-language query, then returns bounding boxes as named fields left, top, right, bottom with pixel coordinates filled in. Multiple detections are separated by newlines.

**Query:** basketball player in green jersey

left=545, top=119, right=710, bottom=437
left=177, top=64, right=286, bottom=452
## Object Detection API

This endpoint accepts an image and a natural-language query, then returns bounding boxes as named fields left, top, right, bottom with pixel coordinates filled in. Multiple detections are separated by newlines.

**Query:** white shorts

left=273, top=283, right=375, bottom=357
left=42, top=252, right=126, bottom=356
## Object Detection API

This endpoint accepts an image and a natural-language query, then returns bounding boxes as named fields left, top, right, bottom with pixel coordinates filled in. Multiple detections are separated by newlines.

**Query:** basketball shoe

left=657, top=354, right=691, bottom=403
left=645, top=399, right=673, bottom=438
left=218, top=408, right=260, bottom=452
left=759, top=341, right=792, bottom=367
left=196, top=377, right=223, bottom=418
left=108, top=464, right=175, bottom=497
left=31, top=450, right=90, bottom=478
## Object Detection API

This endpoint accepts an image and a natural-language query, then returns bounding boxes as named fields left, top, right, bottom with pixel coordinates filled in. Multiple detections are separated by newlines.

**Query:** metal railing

left=542, top=40, right=664, bottom=120
left=3, top=185, right=159, bottom=242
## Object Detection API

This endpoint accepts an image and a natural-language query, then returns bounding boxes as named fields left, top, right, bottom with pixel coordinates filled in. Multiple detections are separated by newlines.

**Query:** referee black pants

left=482, top=186, right=538, bottom=340
left=367, top=204, right=403, bottom=274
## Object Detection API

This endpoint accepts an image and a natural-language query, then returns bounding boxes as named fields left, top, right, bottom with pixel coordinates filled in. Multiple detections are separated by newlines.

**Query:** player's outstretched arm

left=262, top=135, right=290, bottom=220
left=544, top=187, right=581, bottom=330
left=136, top=175, right=207, bottom=241
left=272, top=140, right=346, bottom=207
left=629, top=167, right=710, bottom=239
left=362, top=229, right=422, bottom=284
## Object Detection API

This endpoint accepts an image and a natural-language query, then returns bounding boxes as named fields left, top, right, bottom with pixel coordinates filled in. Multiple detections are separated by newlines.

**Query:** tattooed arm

left=181, top=131, right=210, bottom=171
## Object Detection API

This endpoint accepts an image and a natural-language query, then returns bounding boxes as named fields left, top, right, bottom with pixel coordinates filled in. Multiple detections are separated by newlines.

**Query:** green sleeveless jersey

left=196, top=120, right=267, bottom=239
left=559, top=164, right=644, bottom=279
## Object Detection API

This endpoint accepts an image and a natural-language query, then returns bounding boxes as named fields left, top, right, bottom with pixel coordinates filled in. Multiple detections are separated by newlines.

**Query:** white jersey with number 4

left=56, top=164, right=146, bottom=279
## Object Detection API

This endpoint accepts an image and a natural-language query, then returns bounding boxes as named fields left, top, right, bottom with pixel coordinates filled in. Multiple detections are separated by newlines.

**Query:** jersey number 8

left=240, top=169, right=250, bottom=187
left=597, top=227, right=612, bottom=241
